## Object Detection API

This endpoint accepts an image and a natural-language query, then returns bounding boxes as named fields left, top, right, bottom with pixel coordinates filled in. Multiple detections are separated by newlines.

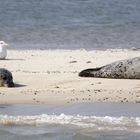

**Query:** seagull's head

left=0, top=41, right=8, bottom=47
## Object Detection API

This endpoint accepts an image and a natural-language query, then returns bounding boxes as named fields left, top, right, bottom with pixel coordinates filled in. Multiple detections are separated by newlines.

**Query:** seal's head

left=0, top=68, right=14, bottom=87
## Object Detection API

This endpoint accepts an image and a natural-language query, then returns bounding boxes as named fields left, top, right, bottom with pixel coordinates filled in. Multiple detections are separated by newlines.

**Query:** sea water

left=0, top=0, right=140, bottom=49
left=0, top=102, right=140, bottom=140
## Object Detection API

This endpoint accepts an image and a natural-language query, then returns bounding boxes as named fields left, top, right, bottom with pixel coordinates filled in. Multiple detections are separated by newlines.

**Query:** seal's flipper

left=79, top=67, right=101, bottom=77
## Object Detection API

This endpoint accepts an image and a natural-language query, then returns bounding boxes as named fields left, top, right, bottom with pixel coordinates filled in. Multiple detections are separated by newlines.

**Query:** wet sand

left=0, top=49, right=140, bottom=104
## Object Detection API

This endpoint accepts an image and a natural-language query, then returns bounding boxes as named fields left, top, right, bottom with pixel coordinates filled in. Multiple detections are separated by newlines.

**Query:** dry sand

left=0, top=49, right=140, bottom=104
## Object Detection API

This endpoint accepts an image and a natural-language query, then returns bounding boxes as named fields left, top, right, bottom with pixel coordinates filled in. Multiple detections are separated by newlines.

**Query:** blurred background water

left=0, top=0, right=140, bottom=49
left=0, top=103, right=140, bottom=140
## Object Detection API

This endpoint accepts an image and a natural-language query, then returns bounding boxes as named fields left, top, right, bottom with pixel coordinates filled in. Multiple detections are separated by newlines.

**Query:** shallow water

left=0, top=102, right=140, bottom=140
left=0, top=0, right=140, bottom=49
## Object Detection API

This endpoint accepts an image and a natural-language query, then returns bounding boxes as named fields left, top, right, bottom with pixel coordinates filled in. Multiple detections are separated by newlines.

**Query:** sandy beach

left=0, top=49, right=140, bottom=104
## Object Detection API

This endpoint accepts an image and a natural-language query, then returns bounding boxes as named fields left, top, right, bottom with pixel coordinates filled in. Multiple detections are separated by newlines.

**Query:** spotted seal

left=0, top=68, right=14, bottom=87
left=79, top=57, right=140, bottom=79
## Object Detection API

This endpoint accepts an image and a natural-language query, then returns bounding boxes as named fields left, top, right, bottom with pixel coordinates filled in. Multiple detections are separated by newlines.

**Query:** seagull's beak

left=4, top=43, right=8, bottom=47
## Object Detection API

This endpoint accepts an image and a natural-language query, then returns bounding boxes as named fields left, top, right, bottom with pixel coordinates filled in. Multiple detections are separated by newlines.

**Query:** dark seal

left=79, top=57, right=140, bottom=79
left=0, top=68, right=14, bottom=87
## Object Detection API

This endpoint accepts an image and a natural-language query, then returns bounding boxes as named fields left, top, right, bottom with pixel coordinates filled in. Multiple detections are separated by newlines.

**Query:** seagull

left=0, top=41, right=8, bottom=59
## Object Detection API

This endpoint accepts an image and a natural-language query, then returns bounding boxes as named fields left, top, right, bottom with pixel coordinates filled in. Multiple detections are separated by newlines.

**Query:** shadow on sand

left=14, top=83, right=27, bottom=88
left=5, top=58, right=25, bottom=61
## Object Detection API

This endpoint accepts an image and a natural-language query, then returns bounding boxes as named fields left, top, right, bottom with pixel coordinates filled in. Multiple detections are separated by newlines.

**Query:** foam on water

left=0, top=114, right=140, bottom=132
left=0, top=103, right=140, bottom=139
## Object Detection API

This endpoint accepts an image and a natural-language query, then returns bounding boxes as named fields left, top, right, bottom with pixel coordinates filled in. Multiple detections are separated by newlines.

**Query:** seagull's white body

left=0, top=41, right=8, bottom=59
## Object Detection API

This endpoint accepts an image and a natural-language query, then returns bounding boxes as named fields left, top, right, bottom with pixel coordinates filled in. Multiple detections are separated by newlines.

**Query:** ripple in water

left=0, top=0, right=140, bottom=49
left=0, top=103, right=140, bottom=139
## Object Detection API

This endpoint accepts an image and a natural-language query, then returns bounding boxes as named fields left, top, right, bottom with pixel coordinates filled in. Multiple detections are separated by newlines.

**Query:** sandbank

left=0, top=49, right=140, bottom=104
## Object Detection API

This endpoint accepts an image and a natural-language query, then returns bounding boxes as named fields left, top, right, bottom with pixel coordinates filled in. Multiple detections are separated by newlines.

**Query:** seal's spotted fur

left=0, top=68, right=14, bottom=87
left=79, top=57, right=140, bottom=79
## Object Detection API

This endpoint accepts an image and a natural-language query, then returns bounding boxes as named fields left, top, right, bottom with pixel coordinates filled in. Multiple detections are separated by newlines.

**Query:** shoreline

left=0, top=49, right=140, bottom=104
left=9, top=47, right=140, bottom=51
